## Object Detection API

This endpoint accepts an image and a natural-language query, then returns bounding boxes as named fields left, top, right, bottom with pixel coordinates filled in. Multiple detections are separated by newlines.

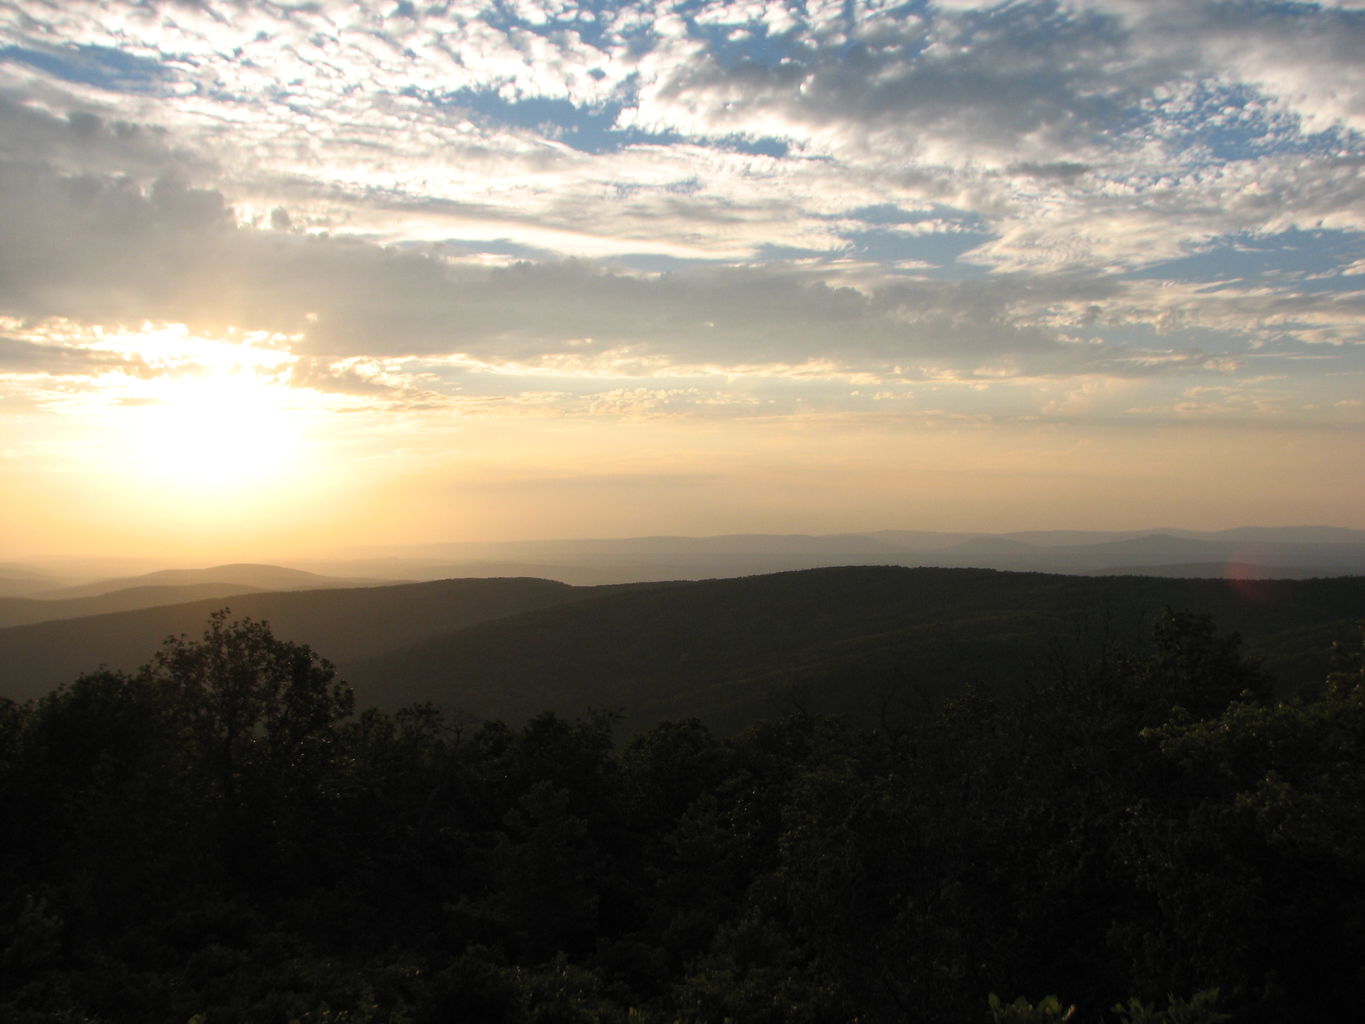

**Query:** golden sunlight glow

left=77, top=325, right=318, bottom=504
left=120, top=371, right=305, bottom=492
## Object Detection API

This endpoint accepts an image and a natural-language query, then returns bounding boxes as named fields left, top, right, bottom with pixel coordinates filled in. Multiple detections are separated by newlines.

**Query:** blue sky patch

left=841, top=227, right=995, bottom=269
left=1128, top=229, right=1365, bottom=287
left=0, top=44, right=171, bottom=94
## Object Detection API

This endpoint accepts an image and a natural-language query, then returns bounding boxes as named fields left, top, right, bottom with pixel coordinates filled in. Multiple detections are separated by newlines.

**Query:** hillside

left=0, top=576, right=595, bottom=703
left=1101, top=562, right=1326, bottom=579
left=0, top=582, right=267, bottom=629
left=320, top=526, right=1365, bottom=583
left=33, top=563, right=400, bottom=600
left=5, top=566, right=1360, bottom=735
left=0, top=564, right=65, bottom=598
left=344, top=566, right=1365, bottom=731
left=9, top=589, right=1364, bottom=1024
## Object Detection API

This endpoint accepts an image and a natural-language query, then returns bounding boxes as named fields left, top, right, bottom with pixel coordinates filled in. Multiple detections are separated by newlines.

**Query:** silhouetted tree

left=143, top=609, right=354, bottom=883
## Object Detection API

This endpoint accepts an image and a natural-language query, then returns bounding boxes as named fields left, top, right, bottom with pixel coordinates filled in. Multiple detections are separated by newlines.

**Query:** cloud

left=3, top=143, right=1361, bottom=404
left=631, top=0, right=1163, bottom=164
left=0, top=91, right=205, bottom=179
left=1084, top=0, right=1365, bottom=133
left=0, top=333, right=136, bottom=375
left=0, top=156, right=1074, bottom=376
left=286, top=355, right=424, bottom=401
left=0, top=0, right=1360, bottom=431
left=5, top=0, right=1359, bottom=283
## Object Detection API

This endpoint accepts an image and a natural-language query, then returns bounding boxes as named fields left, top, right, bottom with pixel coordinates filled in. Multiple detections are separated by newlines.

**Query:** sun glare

left=50, top=324, right=319, bottom=504
left=122, top=371, right=306, bottom=493
left=73, top=325, right=318, bottom=508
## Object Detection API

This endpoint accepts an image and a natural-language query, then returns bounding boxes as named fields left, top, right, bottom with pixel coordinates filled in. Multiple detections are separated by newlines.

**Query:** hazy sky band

left=1, top=0, right=1362, bottom=555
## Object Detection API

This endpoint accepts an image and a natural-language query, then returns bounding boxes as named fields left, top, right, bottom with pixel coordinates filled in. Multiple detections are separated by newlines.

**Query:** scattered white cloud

left=1, top=0, right=1363, bottom=536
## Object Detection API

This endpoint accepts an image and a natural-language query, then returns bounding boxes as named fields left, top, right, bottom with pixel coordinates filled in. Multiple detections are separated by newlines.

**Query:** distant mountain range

left=7, top=529, right=1364, bottom=600
left=0, top=563, right=66, bottom=599
left=312, top=526, right=1365, bottom=584
left=32, top=563, right=401, bottom=600
left=3, top=565, right=1361, bottom=735
left=0, top=583, right=268, bottom=630
left=0, top=564, right=408, bottom=628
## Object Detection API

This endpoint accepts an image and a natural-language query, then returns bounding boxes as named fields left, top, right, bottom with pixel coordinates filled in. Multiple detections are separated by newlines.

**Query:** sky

left=1, top=0, right=1363, bottom=560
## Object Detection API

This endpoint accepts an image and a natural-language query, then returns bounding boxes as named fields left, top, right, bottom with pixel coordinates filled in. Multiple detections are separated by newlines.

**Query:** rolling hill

left=2, top=566, right=1360, bottom=734
left=343, top=566, right=1365, bottom=731
left=33, top=563, right=400, bottom=600
left=0, top=564, right=66, bottom=598
left=315, top=527, right=1365, bottom=584
left=0, top=576, right=597, bottom=704
left=0, top=582, right=267, bottom=629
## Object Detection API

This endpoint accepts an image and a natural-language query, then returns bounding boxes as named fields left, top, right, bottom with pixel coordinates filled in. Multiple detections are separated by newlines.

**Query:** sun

left=122, top=371, right=306, bottom=493
left=67, top=324, right=319, bottom=504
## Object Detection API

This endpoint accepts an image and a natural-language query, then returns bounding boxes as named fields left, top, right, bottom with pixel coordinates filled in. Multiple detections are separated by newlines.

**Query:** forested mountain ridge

left=345, top=566, right=1365, bottom=730
left=0, top=576, right=596, bottom=704
left=0, top=582, right=268, bottom=629
left=2, top=565, right=1362, bottom=735
left=327, top=527, right=1365, bottom=582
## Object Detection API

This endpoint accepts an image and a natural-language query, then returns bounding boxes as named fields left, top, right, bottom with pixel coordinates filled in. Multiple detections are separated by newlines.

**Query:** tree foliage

left=0, top=609, right=1361, bottom=1022
left=147, top=608, right=353, bottom=796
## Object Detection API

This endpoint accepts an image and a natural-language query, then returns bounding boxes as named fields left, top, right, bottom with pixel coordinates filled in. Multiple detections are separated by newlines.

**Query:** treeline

left=1, top=609, right=1363, bottom=1022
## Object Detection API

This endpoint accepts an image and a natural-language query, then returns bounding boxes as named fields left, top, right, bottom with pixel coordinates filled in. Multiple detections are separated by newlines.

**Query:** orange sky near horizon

left=2, top=1, right=1363, bottom=563
left=6, top=363, right=1362, bottom=563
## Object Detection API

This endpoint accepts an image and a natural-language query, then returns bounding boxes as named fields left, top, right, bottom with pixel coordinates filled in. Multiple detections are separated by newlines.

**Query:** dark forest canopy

left=2, top=602, right=1364, bottom=1022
